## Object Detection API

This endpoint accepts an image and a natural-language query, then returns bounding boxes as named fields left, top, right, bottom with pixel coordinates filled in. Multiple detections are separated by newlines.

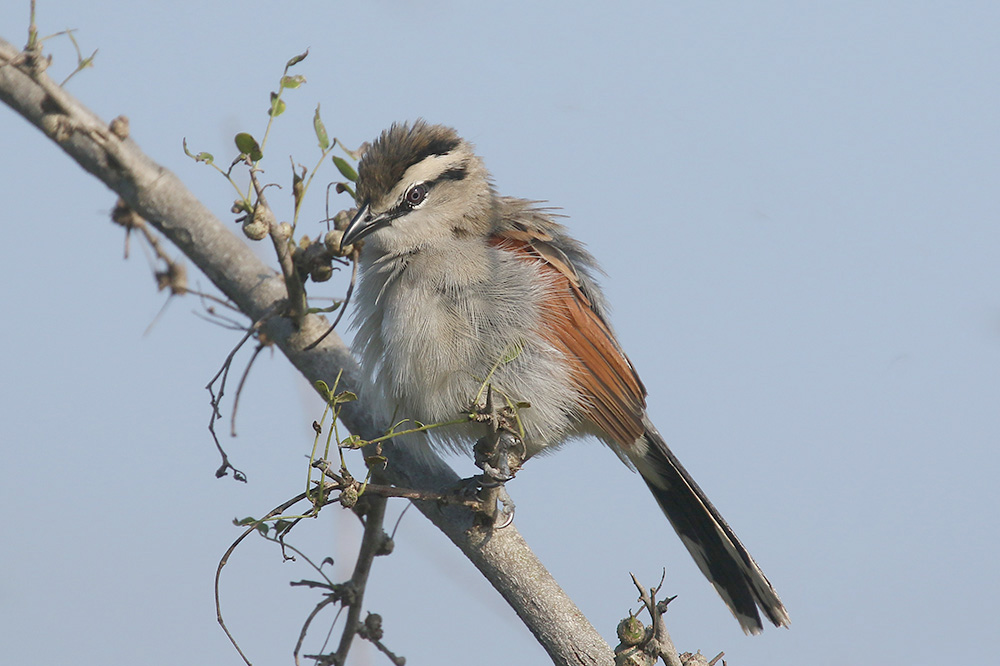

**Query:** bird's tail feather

left=636, top=421, right=790, bottom=634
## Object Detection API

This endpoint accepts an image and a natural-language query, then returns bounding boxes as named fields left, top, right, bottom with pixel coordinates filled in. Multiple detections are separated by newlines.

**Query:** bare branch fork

left=0, top=34, right=614, bottom=665
left=614, top=573, right=683, bottom=666
left=215, top=471, right=395, bottom=666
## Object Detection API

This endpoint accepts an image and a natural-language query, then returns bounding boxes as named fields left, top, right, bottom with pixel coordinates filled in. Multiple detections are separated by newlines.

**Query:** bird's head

left=342, top=121, right=494, bottom=255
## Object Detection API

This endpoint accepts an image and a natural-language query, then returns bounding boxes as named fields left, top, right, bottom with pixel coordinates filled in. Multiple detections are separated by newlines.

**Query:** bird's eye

left=405, top=184, right=428, bottom=207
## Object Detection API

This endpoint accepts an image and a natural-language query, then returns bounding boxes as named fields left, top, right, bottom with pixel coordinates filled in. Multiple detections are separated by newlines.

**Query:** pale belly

left=354, top=261, right=582, bottom=455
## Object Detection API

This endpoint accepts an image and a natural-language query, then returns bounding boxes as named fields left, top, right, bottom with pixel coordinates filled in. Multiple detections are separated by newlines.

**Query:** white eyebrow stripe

left=400, top=152, right=462, bottom=186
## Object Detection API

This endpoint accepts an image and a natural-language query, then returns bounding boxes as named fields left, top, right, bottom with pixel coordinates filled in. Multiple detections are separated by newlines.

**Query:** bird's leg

left=469, top=428, right=519, bottom=529
left=471, top=384, right=526, bottom=482
left=458, top=386, right=527, bottom=528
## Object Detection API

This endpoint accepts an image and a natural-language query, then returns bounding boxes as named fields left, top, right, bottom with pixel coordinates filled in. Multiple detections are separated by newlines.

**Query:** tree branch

left=333, top=494, right=389, bottom=665
left=0, top=35, right=612, bottom=665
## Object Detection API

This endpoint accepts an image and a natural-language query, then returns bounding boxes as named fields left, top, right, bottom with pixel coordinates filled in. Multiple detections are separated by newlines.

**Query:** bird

left=340, top=120, right=790, bottom=634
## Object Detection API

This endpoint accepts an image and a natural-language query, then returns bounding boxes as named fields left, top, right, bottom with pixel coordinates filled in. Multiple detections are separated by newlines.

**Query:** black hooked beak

left=342, top=203, right=392, bottom=246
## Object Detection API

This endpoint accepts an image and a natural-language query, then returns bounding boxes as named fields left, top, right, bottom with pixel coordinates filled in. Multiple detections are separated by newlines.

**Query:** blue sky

left=2, top=2, right=999, bottom=664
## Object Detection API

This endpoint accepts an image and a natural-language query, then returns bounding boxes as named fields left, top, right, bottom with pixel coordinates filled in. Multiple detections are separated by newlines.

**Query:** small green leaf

left=182, top=139, right=214, bottom=164
left=280, top=74, right=306, bottom=89
left=364, top=455, right=387, bottom=469
left=332, top=155, right=358, bottom=182
left=234, top=516, right=258, bottom=526
left=285, top=49, right=309, bottom=69
left=333, top=390, right=358, bottom=406
left=268, top=92, right=287, bottom=118
left=313, top=104, right=330, bottom=150
left=500, top=340, right=525, bottom=364
left=314, top=379, right=332, bottom=402
left=340, top=434, right=364, bottom=449
left=335, top=182, right=356, bottom=200
left=234, top=132, right=263, bottom=161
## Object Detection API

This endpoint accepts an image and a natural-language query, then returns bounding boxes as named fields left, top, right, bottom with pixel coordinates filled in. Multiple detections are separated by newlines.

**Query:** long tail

left=634, top=418, right=790, bottom=634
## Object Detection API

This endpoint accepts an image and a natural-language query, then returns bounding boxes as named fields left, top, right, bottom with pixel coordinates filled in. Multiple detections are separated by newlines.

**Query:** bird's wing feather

left=490, top=229, right=647, bottom=447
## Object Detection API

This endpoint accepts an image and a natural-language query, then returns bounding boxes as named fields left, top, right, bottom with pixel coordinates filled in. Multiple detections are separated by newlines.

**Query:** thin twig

left=356, top=613, right=405, bottom=666
left=264, top=538, right=350, bottom=666
left=332, top=494, right=388, bottom=665
left=216, top=491, right=312, bottom=666
left=294, top=595, right=339, bottom=665
left=205, top=303, right=282, bottom=480
left=312, top=459, right=481, bottom=510
left=192, top=305, right=249, bottom=331
left=230, top=342, right=267, bottom=436
left=193, top=289, right=241, bottom=312
left=389, top=502, right=412, bottom=541
left=248, top=168, right=306, bottom=323
left=629, top=573, right=682, bottom=666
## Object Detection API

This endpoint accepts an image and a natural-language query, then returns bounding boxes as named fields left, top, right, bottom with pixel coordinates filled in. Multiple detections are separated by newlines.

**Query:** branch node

left=108, top=114, right=129, bottom=140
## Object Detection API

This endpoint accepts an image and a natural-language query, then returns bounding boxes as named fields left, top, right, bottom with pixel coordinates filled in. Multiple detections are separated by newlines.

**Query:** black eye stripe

left=436, top=165, right=467, bottom=182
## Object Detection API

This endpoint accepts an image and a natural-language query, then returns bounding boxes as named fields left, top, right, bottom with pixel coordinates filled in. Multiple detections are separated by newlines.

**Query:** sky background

left=2, top=1, right=999, bottom=664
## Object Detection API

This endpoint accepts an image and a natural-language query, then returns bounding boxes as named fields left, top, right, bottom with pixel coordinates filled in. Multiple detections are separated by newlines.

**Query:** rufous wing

left=491, top=230, right=647, bottom=447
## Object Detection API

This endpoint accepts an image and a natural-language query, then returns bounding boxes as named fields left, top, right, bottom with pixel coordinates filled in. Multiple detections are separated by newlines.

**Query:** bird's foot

left=451, top=473, right=517, bottom=529
left=474, top=428, right=524, bottom=483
